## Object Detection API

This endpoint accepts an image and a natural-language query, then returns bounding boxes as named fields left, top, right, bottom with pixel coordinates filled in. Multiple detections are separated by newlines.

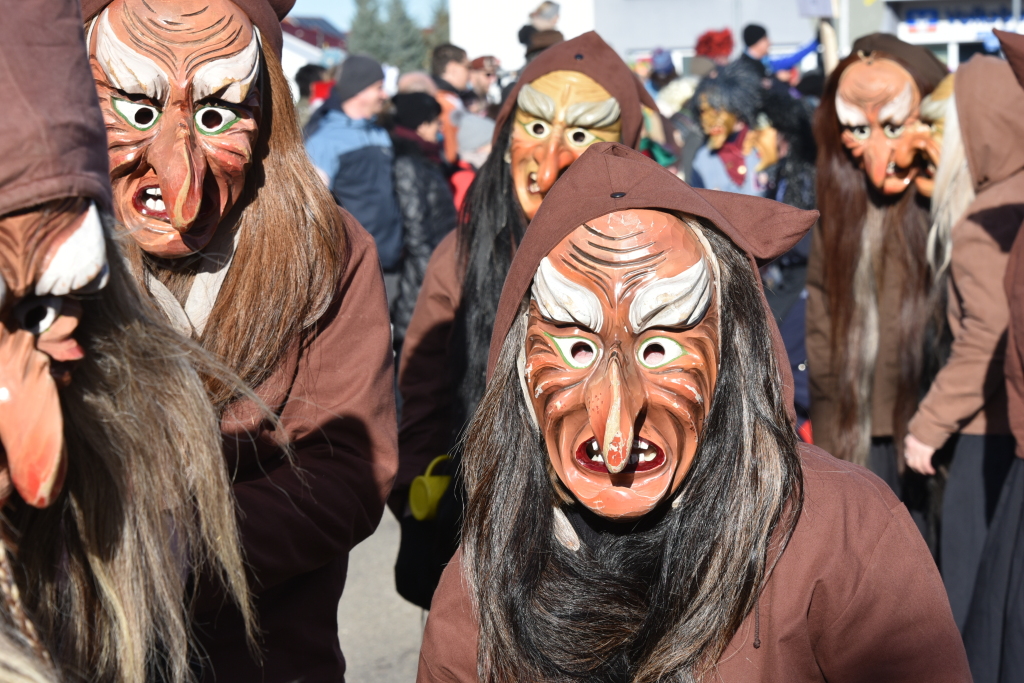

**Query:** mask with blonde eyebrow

left=511, top=71, right=623, bottom=220
left=89, top=0, right=262, bottom=258
left=835, top=56, right=927, bottom=195
left=523, top=209, right=719, bottom=519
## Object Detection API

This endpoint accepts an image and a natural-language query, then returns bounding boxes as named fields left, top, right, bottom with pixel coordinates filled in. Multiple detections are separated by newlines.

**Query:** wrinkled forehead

left=837, top=58, right=919, bottom=116
left=526, top=70, right=613, bottom=109
left=93, top=0, right=258, bottom=104
left=532, top=210, right=715, bottom=333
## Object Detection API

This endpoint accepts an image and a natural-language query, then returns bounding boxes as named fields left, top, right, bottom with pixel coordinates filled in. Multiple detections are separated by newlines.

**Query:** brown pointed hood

left=493, top=31, right=658, bottom=149
left=486, top=142, right=819, bottom=419
left=995, top=29, right=1024, bottom=91
left=0, top=0, right=112, bottom=216
left=954, top=55, right=1024, bottom=191
left=81, top=0, right=295, bottom=57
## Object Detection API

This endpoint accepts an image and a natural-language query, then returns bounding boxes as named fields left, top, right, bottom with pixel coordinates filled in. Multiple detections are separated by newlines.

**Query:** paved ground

left=338, top=511, right=424, bottom=682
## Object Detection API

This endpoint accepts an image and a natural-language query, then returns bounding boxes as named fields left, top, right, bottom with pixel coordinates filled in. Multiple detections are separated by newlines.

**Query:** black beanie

left=743, top=24, right=767, bottom=48
left=392, top=92, right=442, bottom=129
left=334, top=54, right=385, bottom=104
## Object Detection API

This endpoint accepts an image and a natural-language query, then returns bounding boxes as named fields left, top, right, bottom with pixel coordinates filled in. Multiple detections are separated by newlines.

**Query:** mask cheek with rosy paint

left=88, top=4, right=261, bottom=259
left=0, top=202, right=109, bottom=508
left=522, top=214, right=720, bottom=520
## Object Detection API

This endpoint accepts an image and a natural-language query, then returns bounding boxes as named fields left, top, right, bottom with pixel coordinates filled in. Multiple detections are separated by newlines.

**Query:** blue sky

left=290, top=0, right=439, bottom=30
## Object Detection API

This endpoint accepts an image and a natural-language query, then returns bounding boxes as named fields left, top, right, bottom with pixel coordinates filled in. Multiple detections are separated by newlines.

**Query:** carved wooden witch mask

left=88, top=0, right=262, bottom=258
left=0, top=201, right=108, bottom=507
left=511, top=71, right=624, bottom=220
left=836, top=55, right=931, bottom=196
left=523, top=209, right=719, bottom=519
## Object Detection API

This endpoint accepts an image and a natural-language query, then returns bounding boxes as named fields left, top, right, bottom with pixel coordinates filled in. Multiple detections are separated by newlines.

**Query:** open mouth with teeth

left=528, top=171, right=541, bottom=194
left=574, top=437, right=666, bottom=474
left=132, top=185, right=167, bottom=221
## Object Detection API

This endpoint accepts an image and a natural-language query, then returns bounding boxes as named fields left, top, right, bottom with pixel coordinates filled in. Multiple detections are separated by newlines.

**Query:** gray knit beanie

left=334, top=54, right=385, bottom=104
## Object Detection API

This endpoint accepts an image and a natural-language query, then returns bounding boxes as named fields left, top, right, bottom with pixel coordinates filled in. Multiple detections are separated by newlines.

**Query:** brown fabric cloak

left=80, top=0, right=294, bottom=58
left=0, top=0, right=111, bottom=216
left=397, top=34, right=659, bottom=497
left=419, top=142, right=969, bottom=683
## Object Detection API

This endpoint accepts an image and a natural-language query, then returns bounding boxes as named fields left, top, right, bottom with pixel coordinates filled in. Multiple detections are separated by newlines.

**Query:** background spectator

left=389, top=93, right=457, bottom=350
left=305, top=55, right=404, bottom=294
left=431, top=43, right=470, bottom=164
left=294, top=63, right=327, bottom=129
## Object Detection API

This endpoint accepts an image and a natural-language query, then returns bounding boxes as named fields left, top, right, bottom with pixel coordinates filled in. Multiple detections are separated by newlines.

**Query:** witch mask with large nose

left=523, top=209, right=719, bottom=520
left=88, top=0, right=261, bottom=258
left=0, top=201, right=108, bottom=508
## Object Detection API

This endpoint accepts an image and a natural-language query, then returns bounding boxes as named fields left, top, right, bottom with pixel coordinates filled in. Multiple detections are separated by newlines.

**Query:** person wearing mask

left=305, top=55, right=403, bottom=293
left=389, top=93, right=457, bottom=351
left=431, top=43, right=470, bottom=164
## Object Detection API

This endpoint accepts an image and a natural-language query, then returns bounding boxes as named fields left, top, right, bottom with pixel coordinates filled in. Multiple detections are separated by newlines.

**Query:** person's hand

left=904, top=433, right=937, bottom=475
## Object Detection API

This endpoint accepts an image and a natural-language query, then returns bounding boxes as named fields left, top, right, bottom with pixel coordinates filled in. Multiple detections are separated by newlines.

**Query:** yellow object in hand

left=409, top=455, right=451, bottom=521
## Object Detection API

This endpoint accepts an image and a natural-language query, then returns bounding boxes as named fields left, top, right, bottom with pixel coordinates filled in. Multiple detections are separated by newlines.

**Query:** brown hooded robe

left=418, top=143, right=968, bottom=683
left=80, top=2, right=399, bottom=681
left=397, top=31, right=658, bottom=499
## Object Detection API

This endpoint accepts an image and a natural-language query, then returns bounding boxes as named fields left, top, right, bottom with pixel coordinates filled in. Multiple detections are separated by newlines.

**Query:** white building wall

left=450, top=0, right=596, bottom=72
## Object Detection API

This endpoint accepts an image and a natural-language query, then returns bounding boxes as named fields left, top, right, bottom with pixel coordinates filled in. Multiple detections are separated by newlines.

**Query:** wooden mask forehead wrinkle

left=107, top=0, right=254, bottom=84
left=548, top=210, right=705, bottom=315
left=527, top=70, right=616, bottom=118
left=837, top=58, right=919, bottom=119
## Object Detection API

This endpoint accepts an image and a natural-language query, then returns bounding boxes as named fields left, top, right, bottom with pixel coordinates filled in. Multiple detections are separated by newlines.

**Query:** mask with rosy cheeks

left=836, top=57, right=927, bottom=195
left=698, top=95, right=739, bottom=151
left=88, top=0, right=261, bottom=258
left=523, top=210, right=719, bottom=520
left=510, top=71, right=623, bottom=220
left=0, top=201, right=108, bottom=509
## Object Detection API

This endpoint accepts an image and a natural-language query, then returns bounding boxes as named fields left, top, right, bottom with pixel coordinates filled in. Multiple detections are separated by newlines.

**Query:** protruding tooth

left=153, top=199, right=166, bottom=212
left=151, top=187, right=162, bottom=197
left=639, top=439, right=648, bottom=449
left=591, top=453, right=602, bottom=462
left=36, top=202, right=108, bottom=297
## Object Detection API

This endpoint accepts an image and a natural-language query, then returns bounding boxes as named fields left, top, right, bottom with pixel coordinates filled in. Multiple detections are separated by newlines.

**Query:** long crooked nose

left=861, top=135, right=894, bottom=190
left=534, top=132, right=575, bottom=195
left=585, top=354, right=643, bottom=474
left=148, top=108, right=207, bottom=231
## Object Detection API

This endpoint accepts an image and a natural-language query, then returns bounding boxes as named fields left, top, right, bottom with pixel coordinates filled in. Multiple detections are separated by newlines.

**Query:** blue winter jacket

left=305, top=109, right=403, bottom=270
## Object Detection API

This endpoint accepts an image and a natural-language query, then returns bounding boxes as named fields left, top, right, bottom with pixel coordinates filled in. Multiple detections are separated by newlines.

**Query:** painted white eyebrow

left=835, top=93, right=868, bottom=127
left=531, top=257, right=604, bottom=332
left=879, top=81, right=914, bottom=124
left=629, top=256, right=712, bottom=333
left=192, top=27, right=262, bottom=104
left=565, top=98, right=621, bottom=128
left=93, top=9, right=170, bottom=102
left=518, top=83, right=556, bottom=122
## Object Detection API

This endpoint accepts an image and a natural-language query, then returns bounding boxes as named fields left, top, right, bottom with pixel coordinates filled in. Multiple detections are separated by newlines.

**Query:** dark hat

left=81, top=0, right=295, bottom=58
left=743, top=24, right=767, bottom=48
left=334, top=55, right=386, bottom=105
left=392, top=92, right=442, bottom=130
left=1, top=0, right=111, bottom=216
left=495, top=31, right=659, bottom=149
left=850, top=33, right=947, bottom=88
left=486, top=143, right=819, bottom=420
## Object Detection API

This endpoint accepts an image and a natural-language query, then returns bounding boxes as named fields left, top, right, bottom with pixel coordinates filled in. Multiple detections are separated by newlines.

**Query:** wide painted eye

left=544, top=332, right=598, bottom=369
left=637, top=336, right=687, bottom=369
left=883, top=122, right=905, bottom=139
left=524, top=119, right=552, bottom=140
left=14, top=296, right=63, bottom=335
left=112, top=98, right=161, bottom=131
left=848, top=125, right=870, bottom=141
left=566, top=127, right=596, bottom=146
left=195, top=106, right=240, bottom=135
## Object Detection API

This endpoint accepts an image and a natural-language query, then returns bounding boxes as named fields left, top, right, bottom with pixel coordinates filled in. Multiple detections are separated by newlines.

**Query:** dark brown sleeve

left=231, top=220, right=399, bottom=592
left=1006, top=214, right=1024, bottom=459
left=805, top=221, right=839, bottom=453
left=394, top=231, right=461, bottom=510
left=417, top=548, right=480, bottom=683
left=812, top=504, right=971, bottom=682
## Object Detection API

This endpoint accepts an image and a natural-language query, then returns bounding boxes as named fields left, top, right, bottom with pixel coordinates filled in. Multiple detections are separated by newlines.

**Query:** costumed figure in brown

left=0, top=1, right=252, bottom=681
left=807, top=34, right=947, bottom=503
left=395, top=31, right=658, bottom=608
left=888, top=55, right=1024, bottom=641
left=956, top=29, right=1024, bottom=683
left=417, top=142, right=969, bottom=683
left=81, top=0, right=398, bottom=680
